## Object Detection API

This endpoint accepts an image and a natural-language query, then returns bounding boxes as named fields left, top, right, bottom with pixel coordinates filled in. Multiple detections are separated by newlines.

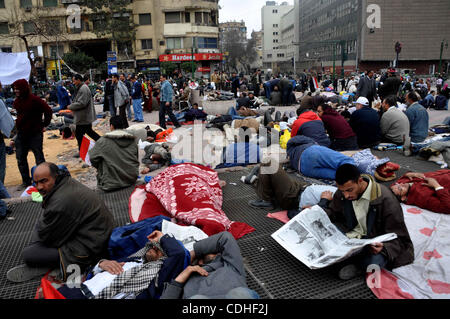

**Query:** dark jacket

left=320, top=175, right=414, bottom=269
left=89, top=129, right=139, bottom=192
left=292, top=111, right=331, bottom=148
left=320, top=108, right=356, bottom=140
left=37, top=173, right=115, bottom=280
left=379, top=76, right=402, bottom=99
left=12, top=79, right=52, bottom=135
left=349, top=106, right=381, bottom=148
left=56, top=85, right=71, bottom=110
left=131, top=81, right=142, bottom=100
left=161, top=232, right=248, bottom=299
left=357, top=76, right=377, bottom=101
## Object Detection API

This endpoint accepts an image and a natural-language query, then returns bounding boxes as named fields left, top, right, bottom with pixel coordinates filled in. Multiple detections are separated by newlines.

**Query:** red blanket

left=129, top=163, right=255, bottom=239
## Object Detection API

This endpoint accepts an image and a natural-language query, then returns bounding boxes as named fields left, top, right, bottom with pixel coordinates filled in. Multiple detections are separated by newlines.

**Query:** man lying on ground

left=161, top=232, right=259, bottom=299
left=57, top=230, right=188, bottom=299
left=7, top=162, right=115, bottom=283
left=390, top=170, right=450, bottom=214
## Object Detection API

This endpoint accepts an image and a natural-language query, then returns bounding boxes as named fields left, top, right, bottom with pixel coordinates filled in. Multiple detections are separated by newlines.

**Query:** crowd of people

left=0, top=64, right=449, bottom=299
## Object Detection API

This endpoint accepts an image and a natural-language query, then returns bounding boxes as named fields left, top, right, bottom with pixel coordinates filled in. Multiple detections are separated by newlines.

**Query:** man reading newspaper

left=319, top=164, right=414, bottom=280
left=273, top=164, right=414, bottom=281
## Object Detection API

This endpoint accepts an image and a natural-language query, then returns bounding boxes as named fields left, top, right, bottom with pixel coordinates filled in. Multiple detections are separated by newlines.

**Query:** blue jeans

left=227, top=107, right=245, bottom=120
left=107, top=95, right=116, bottom=117
left=190, top=287, right=260, bottom=299
left=264, top=83, right=271, bottom=99
left=0, top=181, right=10, bottom=218
left=132, top=98, right=144, bottom=122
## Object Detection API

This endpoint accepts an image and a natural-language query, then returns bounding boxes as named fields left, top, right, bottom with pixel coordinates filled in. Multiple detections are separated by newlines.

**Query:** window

left=23, top=21, right=35, bottom=33
left=272, top=9, right=278, bottom=13
left=273, top=39, right=278, bottom=43
left=196, top=37, right=217, bottom=49
left=185, top=12, right=191, bottom=23
left=267, top=54, right=272, bottom=58
left=203, top=12, right=210, bottom=25
left=0, top=0, right=5, bottom=8
left=273, top=24, right=278, bottom=27
left=44, top=20, right=60, bottom=35
left=141, top=39, right=153, bottom=50
left=20, top=0, right=32, bottom=8
left=273, top=32, right=278, bottom=35
left=165, top=12, right=181, bottom=24
left=195, top=12, right=202, bottom=24
left=49, top=45, right=63, bottom=57
left=139, top=13, right=151, bottom=25
left=1, top=47, right=12, bottom=53
left=167, top=38, right=182, bottom=49
left=43, top=0, right=57, bottom=7
left=0, top=22, right=8, bottom=34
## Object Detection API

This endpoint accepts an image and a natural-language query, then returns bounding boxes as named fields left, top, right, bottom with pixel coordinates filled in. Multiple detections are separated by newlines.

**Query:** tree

left=84, top=0, right=138, bottom=56
left=0, top=6, right=68, bottom=80
left=62, top=51, right=97, bottom=74
left=160, top=62, right=177, bottom=76
left=222, top=28, right=256, bottom=74
left=181, top=62, right=196, bottom=74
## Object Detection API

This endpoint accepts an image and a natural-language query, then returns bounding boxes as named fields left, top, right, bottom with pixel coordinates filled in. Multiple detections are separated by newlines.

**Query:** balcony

left=164, top=23, right=218, bottom=37
left=161, top=0, right=218, bottom=11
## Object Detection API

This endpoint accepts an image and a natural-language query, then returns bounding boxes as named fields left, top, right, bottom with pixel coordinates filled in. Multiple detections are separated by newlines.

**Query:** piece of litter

left=7, top=217, right=15, bottom=221
left=229, top=183, right=237, bottom=186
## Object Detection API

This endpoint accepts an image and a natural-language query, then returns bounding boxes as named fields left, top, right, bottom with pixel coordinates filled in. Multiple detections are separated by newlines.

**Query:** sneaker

left=7, top=264, right=50, bottom=283
left=248, top=199, right=274, bottom=210
left=338, top=264, right=362, bottom=280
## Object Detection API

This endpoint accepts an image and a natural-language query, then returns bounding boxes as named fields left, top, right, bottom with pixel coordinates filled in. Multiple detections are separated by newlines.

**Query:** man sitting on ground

left=317, top=103, right=358, bottom=151
left=7, top=162, right=115, bottom=283
left=89, top=116, right=139, bottom=192
left=390, top=170, right=450, bottom=214
left=404, top=91, right=429, bottom=143
left=349, top=97, right=381, bottom=149
left=291, top=108, right=331, bottom=148
left=319, top=164, right=414, bottom=280
left=57, top=230, right=188, bottom=299
left=161, top=232, right=259, bottom=299
left=380, top=95, right=410, bottom=145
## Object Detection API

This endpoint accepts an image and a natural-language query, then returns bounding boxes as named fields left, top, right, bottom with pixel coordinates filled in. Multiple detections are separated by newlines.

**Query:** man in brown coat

left=319, top=164, right=414, bottom=280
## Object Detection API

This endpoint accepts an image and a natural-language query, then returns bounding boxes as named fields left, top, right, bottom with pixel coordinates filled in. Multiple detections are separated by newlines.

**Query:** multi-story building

left=261, top=1, right=294, bottom=74
left=250, top=30, right=263, bottom=70
left=296, top=0, right=450, bottom=76
left=219, top=21, right=247, bottom=48
left=0, top=0, right=222, bottom=80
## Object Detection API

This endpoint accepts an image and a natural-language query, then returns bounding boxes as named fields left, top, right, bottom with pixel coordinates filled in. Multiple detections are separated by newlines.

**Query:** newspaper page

left=271, top=205, right=397, bottom=269
left=162, top=220, right=209, bottom=251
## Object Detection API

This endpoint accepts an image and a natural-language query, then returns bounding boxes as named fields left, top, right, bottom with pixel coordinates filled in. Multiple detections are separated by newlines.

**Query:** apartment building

left=0, top=0, right=221, bottom=80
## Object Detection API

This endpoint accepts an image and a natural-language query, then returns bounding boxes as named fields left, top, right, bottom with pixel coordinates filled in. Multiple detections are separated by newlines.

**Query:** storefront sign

left=159, top=53, right=223, bottom=62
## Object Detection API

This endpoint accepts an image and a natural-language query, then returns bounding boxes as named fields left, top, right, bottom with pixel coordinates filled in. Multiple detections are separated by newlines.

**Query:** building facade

left=296, top=0, right=450, bottom=76
left=0, top=0, right=221, bottom=80
left=261, top=1, right=294, bottom=74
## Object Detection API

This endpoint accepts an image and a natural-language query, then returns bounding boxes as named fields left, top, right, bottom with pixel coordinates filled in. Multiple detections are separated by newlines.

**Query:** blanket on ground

left=370, top=204, right=450, bottom=299
left=129, top=163, right=255, bottom=239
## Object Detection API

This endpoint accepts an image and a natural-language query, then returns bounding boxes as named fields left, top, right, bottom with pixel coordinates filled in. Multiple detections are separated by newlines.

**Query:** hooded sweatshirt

left=13, top=79, right=52, bottom=135
left=291, top=110, right=331, bottom=147
left=88, top=129, right=139, bottom=191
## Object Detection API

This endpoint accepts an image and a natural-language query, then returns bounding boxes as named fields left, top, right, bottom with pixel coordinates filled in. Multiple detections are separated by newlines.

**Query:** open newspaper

left=162, top=220, right=208, bottom=251
left=271, top=205, right=397, bottom=269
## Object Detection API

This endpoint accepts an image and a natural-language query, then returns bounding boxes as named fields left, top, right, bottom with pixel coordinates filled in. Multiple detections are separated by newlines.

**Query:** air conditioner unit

left=159, top=40, right=165, bottom=46
left=144, top=51, right=151, bottom=55
left=25, top=7, right=32, bottom=12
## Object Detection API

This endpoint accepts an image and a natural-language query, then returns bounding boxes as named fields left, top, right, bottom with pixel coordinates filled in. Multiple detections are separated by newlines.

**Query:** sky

left=219, top=0, right=294, bottom=38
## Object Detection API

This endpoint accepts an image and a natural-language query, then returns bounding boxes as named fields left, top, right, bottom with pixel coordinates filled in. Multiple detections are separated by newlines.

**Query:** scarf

left=93, top=241, right=166, bottom=299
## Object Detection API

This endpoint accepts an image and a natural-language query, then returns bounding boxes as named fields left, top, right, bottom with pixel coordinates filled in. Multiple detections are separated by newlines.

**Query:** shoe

left=338, top=264, right=362, bottom=280
left=73, top=152, right=80, bottom=158
left=7, top=264, right=50, bottom=283
left=248, top=199, right=274, bottom=210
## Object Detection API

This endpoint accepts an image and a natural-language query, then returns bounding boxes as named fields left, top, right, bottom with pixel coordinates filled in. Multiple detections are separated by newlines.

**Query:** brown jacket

left=322, top=175, right=414, bottom=269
